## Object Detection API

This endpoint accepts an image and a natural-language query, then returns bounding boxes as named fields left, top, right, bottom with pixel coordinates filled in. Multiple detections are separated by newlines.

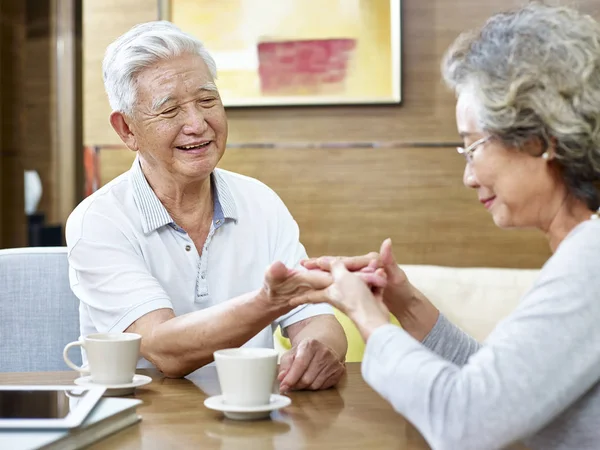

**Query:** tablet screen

left=0, top=386, right=105, bottom=428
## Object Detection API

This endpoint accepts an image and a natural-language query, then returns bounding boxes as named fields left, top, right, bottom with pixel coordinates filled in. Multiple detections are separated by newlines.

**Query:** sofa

left=275, top=264, right=541, bottom=361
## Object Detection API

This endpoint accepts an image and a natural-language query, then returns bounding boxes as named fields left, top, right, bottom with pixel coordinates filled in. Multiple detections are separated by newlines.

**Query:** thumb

left=380, top=238, right=397, bottom=266
left=330, top=258, right=350, bottom=280
left=265, top=261, right=289, bottom=284
left=279, top=349, right=294, bottom=373
left=380, top=238, right=403, bottom=281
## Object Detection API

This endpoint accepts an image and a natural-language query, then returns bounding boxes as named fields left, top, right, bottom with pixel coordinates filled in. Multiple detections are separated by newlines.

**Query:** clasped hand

left=261, top=256, right=387, bottom=392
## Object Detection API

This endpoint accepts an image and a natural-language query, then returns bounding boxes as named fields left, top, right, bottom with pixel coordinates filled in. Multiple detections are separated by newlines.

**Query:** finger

left=310, top=254, right=380, bottom=272
left=292, top=347, right=335, bottom=391
left=293, top=362, right=323, bottom=391
left=357, top=272, right=387, bottom=289
left=380, top=238, right=404, bottom=283
left=315, top=256, right=336, bottom=270
left=380, top=238, right=397, bottom=267
left=280, top=342, right=315, bottom=392
left=300, top=259, right=318, bottom=270
left=367, top=259, right=380, bottom=270
left=278, top=350, right=295, bottom=381
left=320, top=368, right=344, bottom=390
left=330, top=259, right=351, bottom=280
left=308, top=364, right=334, bottom=390
left=300, top=257, right=332, bottom=270
left=338, top=254, right=380, bottom=272
left=294, top=270, right=333, bottom=290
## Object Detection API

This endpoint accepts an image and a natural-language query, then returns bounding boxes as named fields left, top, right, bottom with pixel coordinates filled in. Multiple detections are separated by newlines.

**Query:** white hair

left=102, top=20, right=217, bottom=116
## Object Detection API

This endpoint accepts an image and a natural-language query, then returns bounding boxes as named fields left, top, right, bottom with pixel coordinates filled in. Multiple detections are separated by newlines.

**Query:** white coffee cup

left=63, top=333, right=141, bottom=385
left=214, top=348, right=278, bottom=407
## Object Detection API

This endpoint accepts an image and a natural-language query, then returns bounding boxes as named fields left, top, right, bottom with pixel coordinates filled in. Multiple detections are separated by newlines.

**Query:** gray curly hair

left=442, top=3, right=600, bottom=210
left=103, top=21, right=217, bottom=117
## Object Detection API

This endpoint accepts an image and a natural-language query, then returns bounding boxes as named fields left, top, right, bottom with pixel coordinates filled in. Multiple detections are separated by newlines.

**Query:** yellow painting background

left=171, top=0, right=397, bottom=105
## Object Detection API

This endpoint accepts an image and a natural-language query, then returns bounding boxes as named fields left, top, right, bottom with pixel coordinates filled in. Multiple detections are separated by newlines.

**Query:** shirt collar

left=130, top=156, right=238, bottom=234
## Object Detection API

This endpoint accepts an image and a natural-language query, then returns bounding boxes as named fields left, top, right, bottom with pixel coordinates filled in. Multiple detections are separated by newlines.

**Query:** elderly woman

left=282, top=4, right=600, bottom=449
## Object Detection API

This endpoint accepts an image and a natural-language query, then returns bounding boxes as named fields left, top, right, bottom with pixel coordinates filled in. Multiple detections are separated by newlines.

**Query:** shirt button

left=185, top=245, right=191, bottom=252
left=215, top=219, right=222, bottom=225
left=201, top=272, right=206, bottom=279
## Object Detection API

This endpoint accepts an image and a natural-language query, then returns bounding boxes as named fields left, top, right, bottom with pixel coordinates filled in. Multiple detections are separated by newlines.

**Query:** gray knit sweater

left=362, top=219, right=600, bottom=450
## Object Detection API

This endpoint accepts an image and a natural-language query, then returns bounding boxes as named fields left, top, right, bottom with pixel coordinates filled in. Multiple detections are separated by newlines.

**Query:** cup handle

left=63, top=340, right=90, bottom=374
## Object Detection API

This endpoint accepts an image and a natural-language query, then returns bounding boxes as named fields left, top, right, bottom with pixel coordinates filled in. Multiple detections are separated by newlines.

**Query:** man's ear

left=109, top=111, right=138, bottom=152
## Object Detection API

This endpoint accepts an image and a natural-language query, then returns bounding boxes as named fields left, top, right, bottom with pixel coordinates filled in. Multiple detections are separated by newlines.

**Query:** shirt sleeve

left=361, top=225, right=600, bottom=450
left=67, top=208, right=173, bottom=333
left=266, top=190, right=334, bottom=335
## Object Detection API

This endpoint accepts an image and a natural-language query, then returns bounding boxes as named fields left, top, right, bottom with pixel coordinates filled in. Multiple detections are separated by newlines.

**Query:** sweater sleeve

left=361, top=222, right=600, bottom=450
left=421, top=314, right=481, bottom=366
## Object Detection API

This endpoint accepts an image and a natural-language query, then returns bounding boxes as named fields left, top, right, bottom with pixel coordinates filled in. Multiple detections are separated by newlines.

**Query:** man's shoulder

left=67, top=171, right=133, bottom=230
left=214, top=168, right=279, bottom=200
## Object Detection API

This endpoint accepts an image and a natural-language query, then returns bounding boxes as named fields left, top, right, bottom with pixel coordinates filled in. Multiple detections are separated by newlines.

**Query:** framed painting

left=158, top=0, right=402, bottom=107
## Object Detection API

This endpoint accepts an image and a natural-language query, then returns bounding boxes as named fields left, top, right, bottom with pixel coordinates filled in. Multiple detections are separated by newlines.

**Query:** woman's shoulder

left=556, top=219, right=600, bottom=255
left=539, top=219, right=600, bottom=284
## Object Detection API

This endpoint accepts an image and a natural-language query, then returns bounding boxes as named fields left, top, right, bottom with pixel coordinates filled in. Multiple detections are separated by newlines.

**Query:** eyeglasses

left=456, top=136, right=492, bottom=163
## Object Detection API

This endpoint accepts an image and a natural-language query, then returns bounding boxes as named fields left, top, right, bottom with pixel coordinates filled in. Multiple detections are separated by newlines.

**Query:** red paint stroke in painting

left=257, top=38, right=356, bottom=95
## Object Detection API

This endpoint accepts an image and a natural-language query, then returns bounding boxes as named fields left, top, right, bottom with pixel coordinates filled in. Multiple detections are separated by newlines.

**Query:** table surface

left=0, top=363, right=430, bottom=449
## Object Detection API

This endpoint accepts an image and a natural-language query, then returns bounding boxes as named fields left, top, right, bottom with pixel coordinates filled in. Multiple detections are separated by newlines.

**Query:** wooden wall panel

left=98, top=146, right=551, bottom=268
left=0, top=0, right=26, bottom=247
left=220, top=146, right=551, bottom=268
left=0, top=9, right=4, bottom=243
left=83, top=0, right=157, bottom=147
left=23, top=1, right=54, bottom=222
left=84, top=0, right=598, bottom=268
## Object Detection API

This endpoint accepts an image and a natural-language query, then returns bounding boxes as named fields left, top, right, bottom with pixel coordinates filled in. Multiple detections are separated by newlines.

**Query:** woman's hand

left=261, top=261, right=386, bottom=314
left=302, top=239, right=413, bottom=316
left=302, top=239, right=440, bottom=341
left=290, top=260, right=391, bottom=341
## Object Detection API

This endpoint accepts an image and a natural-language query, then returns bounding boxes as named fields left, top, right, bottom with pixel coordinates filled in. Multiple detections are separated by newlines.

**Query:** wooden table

left=0, top=363, right=430, bottom=449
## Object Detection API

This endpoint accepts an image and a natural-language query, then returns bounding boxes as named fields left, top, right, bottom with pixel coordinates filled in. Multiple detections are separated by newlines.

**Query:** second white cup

left=214, top=348, right=278, bottom=407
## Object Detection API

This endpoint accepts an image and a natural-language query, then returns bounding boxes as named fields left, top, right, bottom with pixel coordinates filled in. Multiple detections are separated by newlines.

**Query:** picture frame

left=157, top=0, right=402, bottom=107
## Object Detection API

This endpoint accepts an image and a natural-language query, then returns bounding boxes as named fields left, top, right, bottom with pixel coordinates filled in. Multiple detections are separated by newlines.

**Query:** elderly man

left=66, top=21, right=347, bottom=392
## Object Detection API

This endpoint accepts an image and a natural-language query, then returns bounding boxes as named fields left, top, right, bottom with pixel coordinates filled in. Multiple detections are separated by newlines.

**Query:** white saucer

left=204, top=394, right=291, bottom=420
left=74, top=374, right=152, bottom=396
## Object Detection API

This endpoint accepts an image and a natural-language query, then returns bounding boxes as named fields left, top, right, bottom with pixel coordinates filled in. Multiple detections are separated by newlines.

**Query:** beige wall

left=81, top=0, right=599, bottom=267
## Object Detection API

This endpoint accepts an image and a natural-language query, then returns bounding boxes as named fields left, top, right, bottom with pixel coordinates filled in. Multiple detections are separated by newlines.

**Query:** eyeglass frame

left=456, top=136, right=492, bottom=163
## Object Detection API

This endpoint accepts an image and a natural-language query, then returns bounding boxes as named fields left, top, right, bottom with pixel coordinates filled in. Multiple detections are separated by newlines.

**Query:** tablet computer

left=0, top=385, right=106, bottom=429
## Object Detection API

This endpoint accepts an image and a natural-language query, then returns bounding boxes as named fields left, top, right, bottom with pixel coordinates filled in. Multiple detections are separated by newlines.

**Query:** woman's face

left=456, top=91, right=560, bottom=229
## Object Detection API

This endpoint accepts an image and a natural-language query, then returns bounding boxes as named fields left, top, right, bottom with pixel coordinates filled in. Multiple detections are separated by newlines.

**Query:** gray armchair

left=0, top=247, right=81, bottom=372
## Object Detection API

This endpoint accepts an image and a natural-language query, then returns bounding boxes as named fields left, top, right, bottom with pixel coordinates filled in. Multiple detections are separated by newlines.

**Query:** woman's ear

left=528, top=136, right=557, bottom=160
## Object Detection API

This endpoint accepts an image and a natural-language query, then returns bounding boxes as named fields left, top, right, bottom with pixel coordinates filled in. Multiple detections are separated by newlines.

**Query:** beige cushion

left=402, top=265, right=540, bottom=342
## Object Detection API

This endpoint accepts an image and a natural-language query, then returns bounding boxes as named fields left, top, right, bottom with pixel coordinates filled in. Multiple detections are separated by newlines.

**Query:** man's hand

left=278, top=338, right=346, bottom=393
left=262, top=262, right=332, bottom=313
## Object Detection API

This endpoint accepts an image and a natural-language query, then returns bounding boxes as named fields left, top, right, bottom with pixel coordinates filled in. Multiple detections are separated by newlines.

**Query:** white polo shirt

left=66, top=157, right=332, bottom=369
